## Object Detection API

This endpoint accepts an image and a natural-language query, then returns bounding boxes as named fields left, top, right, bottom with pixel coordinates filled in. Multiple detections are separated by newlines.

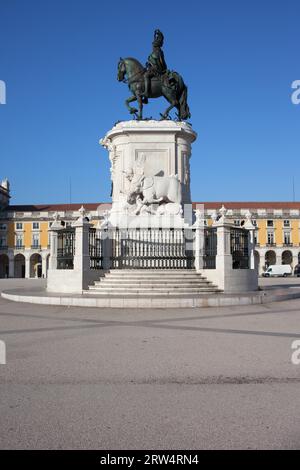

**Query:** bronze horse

left=117, top=57, right=191, bottom=121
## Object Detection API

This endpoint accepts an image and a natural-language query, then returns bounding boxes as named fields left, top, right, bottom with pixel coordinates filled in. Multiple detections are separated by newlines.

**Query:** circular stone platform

left=2, top=285, right=300, bottom=308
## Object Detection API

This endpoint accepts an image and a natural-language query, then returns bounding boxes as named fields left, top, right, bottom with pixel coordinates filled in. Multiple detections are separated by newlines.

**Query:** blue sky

left=0, top=0, right=299, bottom=204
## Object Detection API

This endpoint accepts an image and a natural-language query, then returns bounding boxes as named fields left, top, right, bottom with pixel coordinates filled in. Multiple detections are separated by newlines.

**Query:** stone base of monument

left=44, top=209, right=259, bottom=301
left=41, top=119, right=260, bottom=304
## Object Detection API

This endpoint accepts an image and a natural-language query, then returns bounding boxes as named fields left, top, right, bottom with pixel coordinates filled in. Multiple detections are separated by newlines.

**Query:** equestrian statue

left=117, top=29, right=191, bottom=121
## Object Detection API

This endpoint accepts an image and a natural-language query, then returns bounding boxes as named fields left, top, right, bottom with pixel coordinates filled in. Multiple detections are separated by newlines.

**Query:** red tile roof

left=193, top=202, right=300, bottom=210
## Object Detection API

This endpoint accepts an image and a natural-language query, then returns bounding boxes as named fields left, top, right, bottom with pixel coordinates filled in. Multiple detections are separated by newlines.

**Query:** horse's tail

left=178, top=83, right=191, bottom=121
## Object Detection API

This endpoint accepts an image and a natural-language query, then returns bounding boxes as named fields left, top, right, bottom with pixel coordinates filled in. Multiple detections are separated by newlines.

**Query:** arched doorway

left=0, top=254, right=9, bottom=278
left=265, top=250, right=276, bottom=269
left=30, top=254, right=42, bottom=278
left=14, top=253, right=25, bottom=278
left=282, top=250, right=293, bottom=266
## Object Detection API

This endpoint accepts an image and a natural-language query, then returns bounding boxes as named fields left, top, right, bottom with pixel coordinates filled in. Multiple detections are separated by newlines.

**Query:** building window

left=15, top=234, right=23, bottom=248
left=0, top=236, right=7, bottom=247
left=254, top=230, right=259, bottom=245
left=283, top=220, right=290, bottom=227
left=0, top=223, right=7, bottom=230
left=267, top=232, right=274, bottom=245
left=284, top=232, right=291, bottom=245
left=16, top=222, right=23, bottom=230
left=252, top=220, right=257, bottom=226
left=234, top=219, right=240, bottom=226
left=267, top=220, right=274, bottom=228
left=32, top=233, right=40, bottom=248
left=32, top=222, right=40, bottom=230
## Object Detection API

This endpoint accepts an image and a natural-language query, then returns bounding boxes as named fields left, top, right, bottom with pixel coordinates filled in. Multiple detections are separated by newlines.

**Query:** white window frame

left=267, top=231, right=275, bottom=245
left=0, top=236, right=7, bottom=247
left=15, top=234, right=23, bottom=248
left=32, top=233, right=40, bottom=248
left=284, top=231, right=291, bottom=245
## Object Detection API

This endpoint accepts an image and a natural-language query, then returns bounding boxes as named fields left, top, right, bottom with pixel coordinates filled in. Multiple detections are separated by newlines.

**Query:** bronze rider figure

left=144, top=29, right=167, bottom=101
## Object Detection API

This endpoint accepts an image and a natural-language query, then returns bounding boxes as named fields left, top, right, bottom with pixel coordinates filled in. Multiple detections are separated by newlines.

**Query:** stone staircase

left=86, top=269, right=221, bottom=297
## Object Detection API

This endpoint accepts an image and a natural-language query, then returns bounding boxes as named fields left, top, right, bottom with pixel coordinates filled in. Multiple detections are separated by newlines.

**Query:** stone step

left=86, top=289, right=221, bottom=296
left=94, top=280, right=212, bottom=286
left=104, top=273, right=205, bottom=279
left=88, top=286, right=219, bottom=293
left=106, top=270, right=203, bottom=275
left=107, top=270, right=198, bottom=274
left=88, top=269, right=221, bottom=296
left=91, top=285, right=214, bottom=291
left=104, top=278, right=206, bottom=284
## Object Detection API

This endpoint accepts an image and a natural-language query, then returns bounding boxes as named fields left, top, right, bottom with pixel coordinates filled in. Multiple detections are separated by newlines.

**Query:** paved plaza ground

left=0, top=278, right=300, bottom=449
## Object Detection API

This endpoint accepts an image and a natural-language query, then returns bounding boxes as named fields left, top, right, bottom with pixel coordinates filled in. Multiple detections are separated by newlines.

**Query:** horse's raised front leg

left=125, top=95, right=138, bottom=117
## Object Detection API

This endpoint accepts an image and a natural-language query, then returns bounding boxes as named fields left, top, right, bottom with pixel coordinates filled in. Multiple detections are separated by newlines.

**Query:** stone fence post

left=72, top=207, right=92, bottom=274
left=244, top=210, right=256, bottom=270
left=214, top=205, right=233, bottom=272
left=193, top=209, right=205, bottom=271
left=214, top=226, right=232, bottom=291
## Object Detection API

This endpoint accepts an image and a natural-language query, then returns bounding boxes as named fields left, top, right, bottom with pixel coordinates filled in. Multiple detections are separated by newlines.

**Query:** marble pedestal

left=100, top=120, right=197, bottom=228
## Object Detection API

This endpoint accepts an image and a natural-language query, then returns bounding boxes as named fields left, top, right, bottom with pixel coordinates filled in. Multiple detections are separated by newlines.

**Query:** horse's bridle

left=120, top=61, right=146, bottom=85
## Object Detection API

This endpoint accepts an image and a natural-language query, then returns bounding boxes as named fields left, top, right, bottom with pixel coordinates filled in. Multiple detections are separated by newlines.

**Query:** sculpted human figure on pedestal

left=144, top=29, right=168, bottom=100
left=117, top=30, right=191, bottom=120
left=123, top=167, right=145, bottom=204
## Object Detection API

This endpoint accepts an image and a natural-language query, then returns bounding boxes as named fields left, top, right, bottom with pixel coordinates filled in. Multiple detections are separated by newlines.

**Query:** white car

left=262, top=264, right=292, bottom=277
